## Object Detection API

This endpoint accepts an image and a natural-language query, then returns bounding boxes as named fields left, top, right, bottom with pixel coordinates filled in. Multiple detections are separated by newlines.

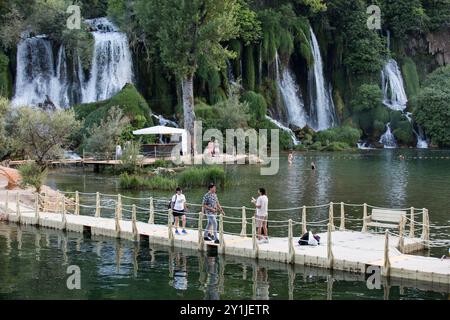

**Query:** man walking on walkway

left=202, top=183, right=224, bottom=244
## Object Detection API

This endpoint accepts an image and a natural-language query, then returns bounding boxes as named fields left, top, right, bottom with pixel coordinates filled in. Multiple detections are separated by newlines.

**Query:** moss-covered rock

left=73, top=83, right=153, bottom=130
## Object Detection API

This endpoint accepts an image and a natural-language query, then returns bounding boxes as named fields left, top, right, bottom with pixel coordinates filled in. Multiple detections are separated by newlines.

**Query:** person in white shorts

left=171, top=187, right=188, bottom=234
left=252, top=188, right=268, bottom=243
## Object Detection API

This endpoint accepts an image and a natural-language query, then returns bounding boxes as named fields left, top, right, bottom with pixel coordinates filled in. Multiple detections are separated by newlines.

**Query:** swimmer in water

left=288, top=152, right=293, bottom=165
left=311, top=162, right=316, bottom=170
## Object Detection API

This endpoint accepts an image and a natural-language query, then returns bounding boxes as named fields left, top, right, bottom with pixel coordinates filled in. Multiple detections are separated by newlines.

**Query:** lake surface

left=1, top=149, right=449, bottom=299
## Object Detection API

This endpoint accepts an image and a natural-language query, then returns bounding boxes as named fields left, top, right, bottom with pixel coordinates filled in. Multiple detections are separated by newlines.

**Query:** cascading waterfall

left=265, top=115, right=300, bottom=146
left=308, top=27, right=338, bottom=131
left=12, top=36, right=70, bottom=109
left=381, top=59, right=408, bottom=111
left=152, top=113, right=179, bottom=128
left=405, top=112, right=428, bottom=149
left=83, top=18, right=133, bottom=103
left=379, top=123, right=397, bottom=148
left=275, top=52, right=307, bottom=129
left=12, top=17, right=133, bottom=108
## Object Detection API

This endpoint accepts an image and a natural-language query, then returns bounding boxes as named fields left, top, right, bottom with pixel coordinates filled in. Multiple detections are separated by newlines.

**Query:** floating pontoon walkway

left=0, top=190, right=449, bottom=287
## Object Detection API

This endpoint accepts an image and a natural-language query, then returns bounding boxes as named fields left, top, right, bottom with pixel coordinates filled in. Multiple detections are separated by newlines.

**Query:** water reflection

left=384, top=151, right=409, bottom=207
left=252, top=266, right=269, bottom=300
left=169, top=251, right=188, bottom=291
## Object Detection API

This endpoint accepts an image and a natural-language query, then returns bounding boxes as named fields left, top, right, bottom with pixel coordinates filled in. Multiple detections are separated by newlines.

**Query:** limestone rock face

left=0, top=166, right=21, bottom=190
left=426, top=28, right=450, bottom=66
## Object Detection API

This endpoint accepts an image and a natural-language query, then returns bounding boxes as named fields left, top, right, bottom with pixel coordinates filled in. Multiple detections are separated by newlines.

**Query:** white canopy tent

left=133, top=126, right=188, bottom=156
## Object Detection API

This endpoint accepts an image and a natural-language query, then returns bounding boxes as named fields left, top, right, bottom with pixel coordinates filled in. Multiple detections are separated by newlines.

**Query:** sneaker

left=263, top=238, right=269, bottom=244
left=182, top=229, right=187, bottom=234
left=214, top=239, right=220, bottom=244
left=175, top=229, right=180, bottom=235
left=204, top=236, right=212, bottom=241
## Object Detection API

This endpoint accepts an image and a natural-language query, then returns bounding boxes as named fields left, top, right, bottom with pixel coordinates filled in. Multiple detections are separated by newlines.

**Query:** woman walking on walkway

left=171, top=187, right=188, bottom=234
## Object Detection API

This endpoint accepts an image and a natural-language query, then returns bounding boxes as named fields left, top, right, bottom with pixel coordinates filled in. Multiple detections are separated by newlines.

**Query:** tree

left=350, top=84, right=383, bottom=113
left=12, top=107, right=81, bottom=167
left=18, top=162, right=47, bottom=193
left=0, top=96, right=11, bottom=159
left=84, top=106, right=130, bottom=156
left=135, top=0, right=239, bottom=153
left=415, top=66, right=450, bottom=147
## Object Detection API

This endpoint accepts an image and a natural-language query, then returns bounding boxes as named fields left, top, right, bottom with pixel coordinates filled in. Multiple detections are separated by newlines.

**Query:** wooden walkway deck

left=0, top=196, right=448, bottom=287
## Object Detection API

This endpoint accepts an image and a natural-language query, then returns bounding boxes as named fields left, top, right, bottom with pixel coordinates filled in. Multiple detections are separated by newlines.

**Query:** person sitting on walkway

left=252, top=188, right=269, bottom=243
left=202, top=183, right=224, bottom=244
left=171, top=187, right=188, bottom=234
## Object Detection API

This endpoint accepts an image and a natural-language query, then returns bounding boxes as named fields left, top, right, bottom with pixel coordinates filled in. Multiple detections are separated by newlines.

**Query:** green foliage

left=243, top=45, right=255, bottom=91
left=153, top=159, right=170, bottom=168
left=119, top=173, right=177, bottom=190
left=415, top=66, right=450, bottom=147
left=402, top=58, right=421, bottom=99
left=235, top=0, right=262, bottom=45
left=351, top=84, right=383, bottom=112
left=118, top=140, right=143, bottom=174
left=0, top=52, right=10, bottom=97
left=18, top=162, right=47, bottom=193
left=241, top=91, right=267, bottom=124
left=177, top=166, right=226, bottom=189
left=315, top=126, right=361, bottom=147
left=0, top=96, right=11, bottom=159
left=422, top=0, right=450, bottom=30
left=382, top=0, right=429, bottom=38
left=11, top=107, right=81, bottom=166
left=83, top=106, right=130, bottom=155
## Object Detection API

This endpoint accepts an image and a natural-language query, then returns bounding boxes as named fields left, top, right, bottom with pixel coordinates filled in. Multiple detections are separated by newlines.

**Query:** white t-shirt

left=172, top=194, right=186, bottom=211
left=256, top=195, right=268, bottom=217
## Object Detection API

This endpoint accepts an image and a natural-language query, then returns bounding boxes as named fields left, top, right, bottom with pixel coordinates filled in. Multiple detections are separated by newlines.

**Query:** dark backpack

left=298, top=232, right=320, bottom=245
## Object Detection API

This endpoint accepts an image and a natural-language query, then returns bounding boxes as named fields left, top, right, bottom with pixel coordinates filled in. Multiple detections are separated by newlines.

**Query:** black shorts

left=172, top=209, right=185, bottom=217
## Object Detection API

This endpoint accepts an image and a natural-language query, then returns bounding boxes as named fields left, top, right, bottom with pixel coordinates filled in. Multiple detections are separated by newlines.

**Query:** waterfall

left=275, top=52, right=307, bottom=129
left=357, top=141, right=375, bottom=150
left=12, top=36, right=70, bottom=109
left=308, top=27, right=338, bottom=131
left=12, top=18, right=134, bottom=109
left=405, top=112, right=429, bottom=149
left=152, top=113, right=179, bottom=128
left=265, top=115, right=300, bottom=146
left=379, top=123, right=397, bottom=148
left=381, top=59, right=408, bottom=111
left=83, top=18, right=134, bottom=103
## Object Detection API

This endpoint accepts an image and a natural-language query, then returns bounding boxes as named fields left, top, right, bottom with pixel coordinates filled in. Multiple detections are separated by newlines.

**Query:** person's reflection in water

left=170, top=252, right=188, bottom=291
left=253, top=266, right=270, bottom=300
left=203, top=255, right=220, bottom=300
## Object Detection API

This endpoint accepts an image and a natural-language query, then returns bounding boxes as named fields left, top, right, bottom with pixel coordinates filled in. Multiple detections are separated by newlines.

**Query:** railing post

left=301, top=206, right=307, bottom=235
left=329, top=202, right=335, bottom=230
left=16, top=193, right=21, bottom=223
left=75, top=191, right=80, bottom=215
left=61, top=195, right=67, bottom=230
left=95, top=192, right=101, bottom=218
left=421, top=208, right=429, bottom=248
left=148, top=197, right=154, bottom=224
left=409, top=207, right=415, bottom=238
left=382, top=230, right=390, bottom=279
left=240, top=206, right=247, bottom=237
left=219, top=214, right=225, bottom=254
left=115, top=198, right=121, bottom=237
left=397, top=215, right=405, bottom=253
left=168, top=209, right=174, bottom=247
left=339, top=202, right=345, bottom=230
left=132, top=204, right=138, bottom=241
left=34, top=193, right=39, bottom=225
left=361, top=203, right=368, bottom=233
left=117, top=194, right=122, bottom=220
left=198, top=211, right=204, bottom=251
left=288, top=219, right=295, bottom=264
left=252, top=216, right=259, bottom=259
left=327, top=223, right=334, bottom=269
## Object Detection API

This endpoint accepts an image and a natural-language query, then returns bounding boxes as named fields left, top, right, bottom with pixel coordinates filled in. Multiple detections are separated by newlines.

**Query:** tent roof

left=133, top=126, right=187, bottom=135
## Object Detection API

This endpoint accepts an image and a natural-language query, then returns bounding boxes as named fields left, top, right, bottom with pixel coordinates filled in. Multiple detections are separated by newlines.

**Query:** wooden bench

left=366, top=209, right=406, bottom=230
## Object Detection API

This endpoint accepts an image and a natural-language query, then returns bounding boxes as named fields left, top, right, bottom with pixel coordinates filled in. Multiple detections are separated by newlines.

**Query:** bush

left=351, top=84, right=383, bottom=113
left=153, top=159, right=170, bottom=168
left=323, top=142, right=351, bottom=151
left=119, top=173, right=177, bottom=190
left=241, top=91, right=267, bottom=123
left=177, top=166, right=227, bottom=189
left=315, top=126, right=361, bottom=147
left=18, top=162, right=47, bottom=193
left=118, top=140, right=143, bottom=174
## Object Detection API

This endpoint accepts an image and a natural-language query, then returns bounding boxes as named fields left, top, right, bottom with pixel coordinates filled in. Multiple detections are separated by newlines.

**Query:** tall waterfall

left=379, top=123, right=397, bottom=148
left=83, top=18, right=133, bottom=103
left=381, top=59, right=408, bottom=111
left=265, top=115, right=300, bottom=146
left=275, top=52, right=307, bottom=129
left=308, top=27, right=338, bottom=131
left=12, top=36, right=70, bottom=109
left=12, top=17, right=133, bottom=108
